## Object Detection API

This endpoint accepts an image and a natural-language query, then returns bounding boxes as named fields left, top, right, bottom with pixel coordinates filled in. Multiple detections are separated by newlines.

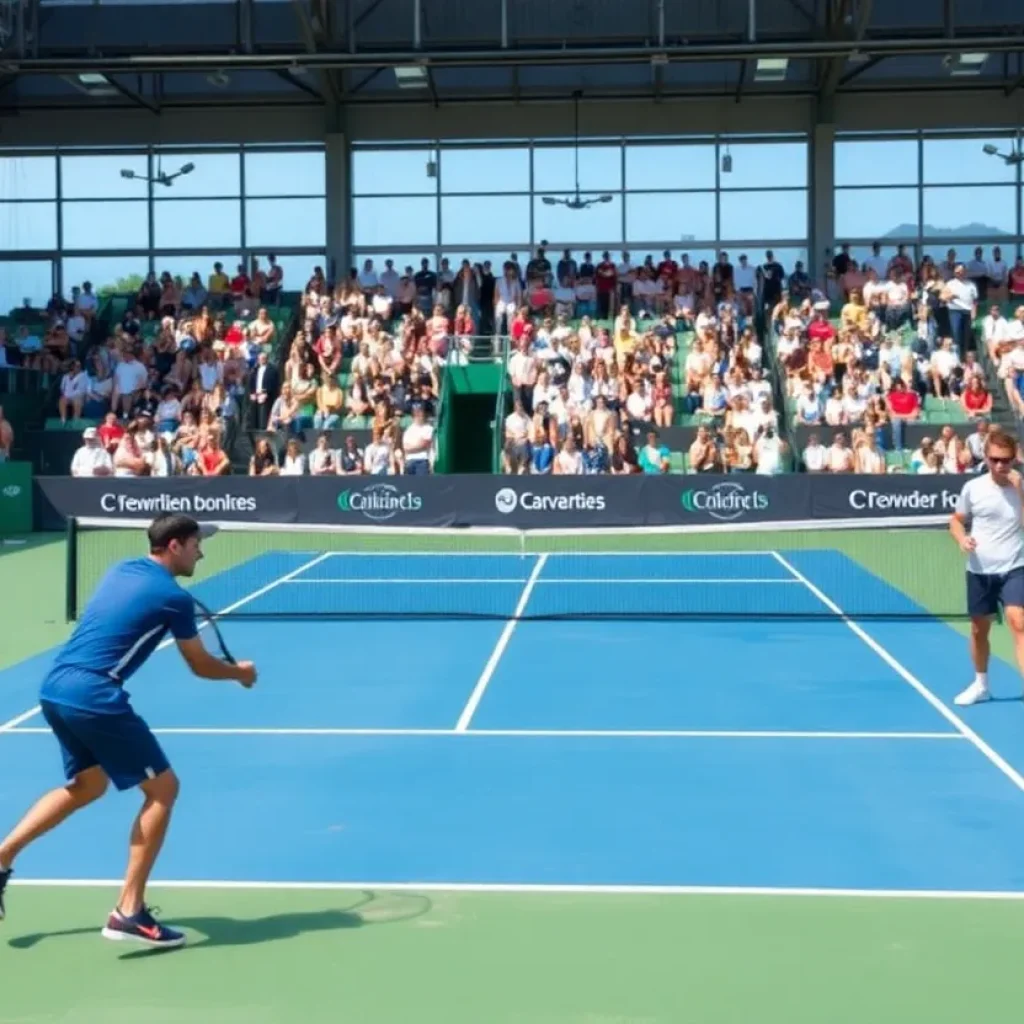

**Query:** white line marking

left=9, top=878, right=1024, bottom=900
left=454, top=553, right=548, bottom=732
left=2, top=727, right=964, bottom=740
left=323, top=551, right=790, bottom=559
left=282, top=577, right=801, bottom=586
left=0, top=551, right=334, bottom=734
left=769, top=550, right=1024, bottom=795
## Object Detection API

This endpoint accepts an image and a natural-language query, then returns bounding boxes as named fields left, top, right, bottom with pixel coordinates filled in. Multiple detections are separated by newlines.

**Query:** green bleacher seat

left=668, top=451, right=685, bottom=473
left=44, top=417, right=97, bottom=431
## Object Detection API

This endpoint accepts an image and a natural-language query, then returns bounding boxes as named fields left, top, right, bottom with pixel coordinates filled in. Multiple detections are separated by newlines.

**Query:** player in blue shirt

left=0, top=513, right=257, bottom=949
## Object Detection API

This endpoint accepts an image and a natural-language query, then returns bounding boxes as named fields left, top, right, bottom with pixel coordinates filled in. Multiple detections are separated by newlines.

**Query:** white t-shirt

left=803, top=443, right=826, bottom=471
left=734, top=264, right=756, bottom=290
left=403, top=422, right=433, bottom=463
left=70, top=444, right=112, bottom=477
left=113, top=359, right=147, bottom=394
left=956, top=474, right=1024, bottom=575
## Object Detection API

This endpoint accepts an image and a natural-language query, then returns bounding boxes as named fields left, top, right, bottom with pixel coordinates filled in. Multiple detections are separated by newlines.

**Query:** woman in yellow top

left=613, top=304, right=637, bottom=359
left=840, top=288, right=869, bottom=335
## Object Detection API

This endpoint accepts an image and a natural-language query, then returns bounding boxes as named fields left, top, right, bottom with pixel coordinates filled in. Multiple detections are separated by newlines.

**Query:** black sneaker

left=101, top=905, right=185, bottom=949
left=0, top=866, right=11, bottom=921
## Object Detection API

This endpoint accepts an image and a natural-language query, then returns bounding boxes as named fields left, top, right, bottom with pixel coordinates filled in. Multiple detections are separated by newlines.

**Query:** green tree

left=97, top=274, right=144, bottom=298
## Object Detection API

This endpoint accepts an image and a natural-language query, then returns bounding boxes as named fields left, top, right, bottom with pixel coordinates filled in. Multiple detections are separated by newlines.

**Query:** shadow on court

left=7, top=890, right=433, bottom=957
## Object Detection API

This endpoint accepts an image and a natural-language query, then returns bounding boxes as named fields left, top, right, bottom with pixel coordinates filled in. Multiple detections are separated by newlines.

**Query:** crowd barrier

left=34, top=473, right=962, bottom=532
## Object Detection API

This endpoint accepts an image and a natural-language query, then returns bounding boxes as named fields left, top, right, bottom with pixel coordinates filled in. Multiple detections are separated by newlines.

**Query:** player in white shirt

left=951, top=429, right=1024, bottom=706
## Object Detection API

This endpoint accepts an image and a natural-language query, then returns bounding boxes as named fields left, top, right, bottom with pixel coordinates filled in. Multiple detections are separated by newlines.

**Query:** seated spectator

left=854, top=434, right=885, bottom=474
left=638, top=430, right=670, bottom=474
left=364, top=424, right=396, bottom=475
left=0, top=406, right=11, bottom=463
left=553, top=433, right=583, bottom=475
left=249, top=437, right=279, bottom=476
left=58, top=359, right=88, bottom=424
left=961, top=376, right=992, bottom=419
left=688, top=425, right=719, bottom=472
left=754, top=426, right=787, bottom=475
left=337, top=435, right=364, bottom=475
left=308, top=433, right=335, bottom=476
left=826, top=431, right=855, bottom=473
left=70, top=426, right=113, bottom=477
left=280, top=437, right=306, bottom=476
left=803, top=433, right=827, bottom=473
left=112, top=420, right=148, bottom=477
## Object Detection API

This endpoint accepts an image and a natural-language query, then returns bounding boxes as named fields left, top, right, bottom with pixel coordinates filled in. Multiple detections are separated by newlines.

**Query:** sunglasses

left=988, top=455, right=1014, bottom=466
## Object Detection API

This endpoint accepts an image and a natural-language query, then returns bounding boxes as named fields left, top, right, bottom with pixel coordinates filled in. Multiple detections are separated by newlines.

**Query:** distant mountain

left=882, top=222, right=1011, bottom=239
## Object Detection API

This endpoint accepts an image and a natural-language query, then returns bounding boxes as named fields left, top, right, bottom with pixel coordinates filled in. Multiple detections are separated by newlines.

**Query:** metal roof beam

left=820, top=0, right=871, bottom=98
left=290, top=0, right=338, bottom=104
left=107, top=74, right=160, bottom=114
left=11, top=32, right=1024, bottom=75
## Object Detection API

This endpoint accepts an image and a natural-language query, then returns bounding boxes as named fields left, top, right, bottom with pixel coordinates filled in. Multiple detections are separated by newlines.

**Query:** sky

left=0, top=135, right=1020, bottom=312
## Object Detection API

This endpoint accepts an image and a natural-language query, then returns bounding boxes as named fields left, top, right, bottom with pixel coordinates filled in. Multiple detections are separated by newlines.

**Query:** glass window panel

left=921, top=241, right=1006, bottom=264
left=62, top=200, right=148, bottom=250
left=60, top=154, right=149, bottom=199
left=150, top=151, right=241, bottom=198
left=245, top=197, right=326, bottom=248
left=719, top=142, right=807, bottom=190
left=0, top=156, right=57, bottom=200
left=532, top=195, right=622, bottom=246
left=440, top=195, right=530, bottom=247
left=834, top=187, right=918, bottom=239
left=0, top=201, right=57, bottom=250
left=62, top=255, right=149, bottom=297
left=834, top=139, right=919, bottom=187
left=626, top=192, right=716, bottom=244
left=352, top=196, right=437, bottom=247
left=625, top=144, right=716, bottom=190
left=153, top=198, right=242, bottom=248
left=532, top=146, right=622, bottom=192
left=243, top=150, right=326, bottom=197
left=152, top=254, right=241, bottom=287
left=351, top=148, right=437, bottom=195
left=718, top=190, right=808, bottom=241
left=923, top=138, right=1018, bottom=185
left=922, top=185, right=1016, bottom=237
left=0, top=259, right=53, bottom=312
left=440, top=148, right=529, bottom=194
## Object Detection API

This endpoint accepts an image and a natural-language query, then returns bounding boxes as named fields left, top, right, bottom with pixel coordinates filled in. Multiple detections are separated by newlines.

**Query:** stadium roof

left=3, top=0, right=1024, bottom=111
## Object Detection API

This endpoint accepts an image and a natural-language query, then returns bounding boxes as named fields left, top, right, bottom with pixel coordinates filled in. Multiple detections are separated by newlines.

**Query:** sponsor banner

left=33, top=473, right=964, bottom=532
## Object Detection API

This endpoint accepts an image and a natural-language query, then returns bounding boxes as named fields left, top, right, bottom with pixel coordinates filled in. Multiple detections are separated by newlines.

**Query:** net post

left=65, top=515, right=78, bottom=623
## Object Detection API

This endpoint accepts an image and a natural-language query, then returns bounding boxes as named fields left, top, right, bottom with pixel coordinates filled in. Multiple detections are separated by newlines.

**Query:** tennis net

left=66, top=515, right=966, bottom=623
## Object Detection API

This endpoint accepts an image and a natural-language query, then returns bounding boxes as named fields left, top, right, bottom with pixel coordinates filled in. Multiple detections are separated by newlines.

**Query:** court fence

left=35, top=473, right=959, bottom=532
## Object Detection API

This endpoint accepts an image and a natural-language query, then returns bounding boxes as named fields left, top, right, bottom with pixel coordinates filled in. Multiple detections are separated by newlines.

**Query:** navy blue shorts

left=966, top=567, right=1024, bottom=618
left=40, top=700, right=170, bottom=792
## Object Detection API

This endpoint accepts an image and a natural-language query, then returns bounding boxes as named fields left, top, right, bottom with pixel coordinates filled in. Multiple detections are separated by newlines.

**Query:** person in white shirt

left=929, top=337, right=960, bottom=398
left=753, top=428, right=785, bottom=475
left=111, top=350, right=147, bottom=418
left=553, top=434, right=583, bottom=475
left=357, top=259, right=378, bottom=293
left=802, top=435, right=827, bottom=472
left=57, top=359, right=88, bottom=423
left=75, top=282, right=99, bottom=318
left=308, top=433, right=335, bottom=476
left=363, top=426, right=394, bottom=475
left=378, top=260, right=401, bottom=297
left=950, top=429, right=1024, bottom=706
left=280, top=439, right=306, bottom=476
left=943, top=265, right=978, bottom=353
left=983, top=304, right=1010, bottom=360
left=826, top=433, right=855, bottom=473
left=70, top=427, right=113, bottom=477
left=884, top=271, right=911, bottom=329
left=864, top=243, right=889, bottom=280
left=402, top=405, right=434, bottom=475
left=733, top=255, right=756, bottom=316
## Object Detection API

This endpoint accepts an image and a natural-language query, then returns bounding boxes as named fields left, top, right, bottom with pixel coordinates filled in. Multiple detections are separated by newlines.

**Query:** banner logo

left=848, top=488, right=958, bottom=512
left=680, top=481, right=770, bottom=521
left=1, top=485, right=20, bottom=498
left=337, top=483, right=424, bottom=522
left=494, top=487, right=518, bottom=514
left=99, top=492, right=257, bottom=514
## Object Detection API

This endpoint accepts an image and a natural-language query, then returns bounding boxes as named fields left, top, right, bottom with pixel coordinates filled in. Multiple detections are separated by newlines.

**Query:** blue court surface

left=4, top=548, right=1024, bottom=895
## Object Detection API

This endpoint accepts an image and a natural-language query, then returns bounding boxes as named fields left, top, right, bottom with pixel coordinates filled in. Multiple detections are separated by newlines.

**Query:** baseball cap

left=82, top=427, right=97, bottom=439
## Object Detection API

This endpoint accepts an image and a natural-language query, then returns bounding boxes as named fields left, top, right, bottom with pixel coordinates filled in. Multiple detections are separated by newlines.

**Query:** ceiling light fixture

left=541, top=91, right=614, bottom=210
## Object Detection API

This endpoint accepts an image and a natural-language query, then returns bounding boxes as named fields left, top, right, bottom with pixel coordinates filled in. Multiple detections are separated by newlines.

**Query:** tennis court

left=3, top=523, right=1024, bottom=1023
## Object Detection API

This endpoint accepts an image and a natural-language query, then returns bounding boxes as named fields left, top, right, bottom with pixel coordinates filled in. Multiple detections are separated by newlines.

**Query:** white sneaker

left=954, top=680, right=992, bottom=706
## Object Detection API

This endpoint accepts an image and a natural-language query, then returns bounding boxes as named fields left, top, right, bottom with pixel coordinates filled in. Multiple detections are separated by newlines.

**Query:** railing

left=492, top=334, right=511, bottom=471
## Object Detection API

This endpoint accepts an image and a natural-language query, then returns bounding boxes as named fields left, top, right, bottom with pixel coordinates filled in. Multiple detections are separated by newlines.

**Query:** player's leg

left=955, top=572, right=997, bottom=706
left=0, top=700, right=112, bottom=919
left=91, top=709, right=185, bottom=949
left=999, top=568, right=1024, bottom=690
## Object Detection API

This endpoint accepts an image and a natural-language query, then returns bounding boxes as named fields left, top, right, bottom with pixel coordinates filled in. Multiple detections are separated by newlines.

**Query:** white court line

left=0, top=550, right=334, bottom=734
left=321, top=550, right=780, bottom=557
left=454, top=554, right=549, bottom=732
left=2, top=726, right=963, bottom=740
left=281, top=577, right=802, bottom=586
left=769, top=550, right=1024, bottom=795
left=9, top=878, right=1024, bottom=901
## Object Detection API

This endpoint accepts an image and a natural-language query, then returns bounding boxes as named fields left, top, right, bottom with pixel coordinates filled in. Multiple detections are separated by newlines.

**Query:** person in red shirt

left=656, top=250, right=678, bottom=283
left=961, top=376, right=993, bottom=418
left=97, top=411, right=125, bottom=453
left=595, top=251, right=618, bottom=320
left=230, top=264, right=251, bottom=298
left=198, top=437, right=230, bottom=476
left=807, top=311, right=836, bottom=345
left=886, top=379, right=920, bottom=450
left=510, top=307, right=531, bottom=342
left=1010, top=258, right=1024, bottom=299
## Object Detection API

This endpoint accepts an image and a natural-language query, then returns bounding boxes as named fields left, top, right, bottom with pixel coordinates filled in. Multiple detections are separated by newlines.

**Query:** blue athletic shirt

left=40, top=557, right=198, bottom=714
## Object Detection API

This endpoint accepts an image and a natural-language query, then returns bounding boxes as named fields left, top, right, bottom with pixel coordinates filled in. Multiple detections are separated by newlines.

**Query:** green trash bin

left=0, top=461, right=32, bottom=535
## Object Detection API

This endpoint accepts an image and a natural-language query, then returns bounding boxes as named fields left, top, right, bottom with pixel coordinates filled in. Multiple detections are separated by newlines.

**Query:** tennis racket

left=192, top=596, right=237, bottom=665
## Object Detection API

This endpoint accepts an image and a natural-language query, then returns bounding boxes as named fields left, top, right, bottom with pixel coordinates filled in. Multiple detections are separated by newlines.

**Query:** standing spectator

left=886, top=379, right=920, bottom=451
left=402, top=405, right=433, bottom=475
left=595, top=251, right=617, bottom=319
left=248, top=352, right=280, bottom=430
left=504, top=398, right=531, bottom=474
left=803, top=433, right=827, bottom=472
left=308, top=433, right=335, bottom=476
left=943, top=264, right=978, bottom=353
left=638, top=431, right=670, bottom=474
